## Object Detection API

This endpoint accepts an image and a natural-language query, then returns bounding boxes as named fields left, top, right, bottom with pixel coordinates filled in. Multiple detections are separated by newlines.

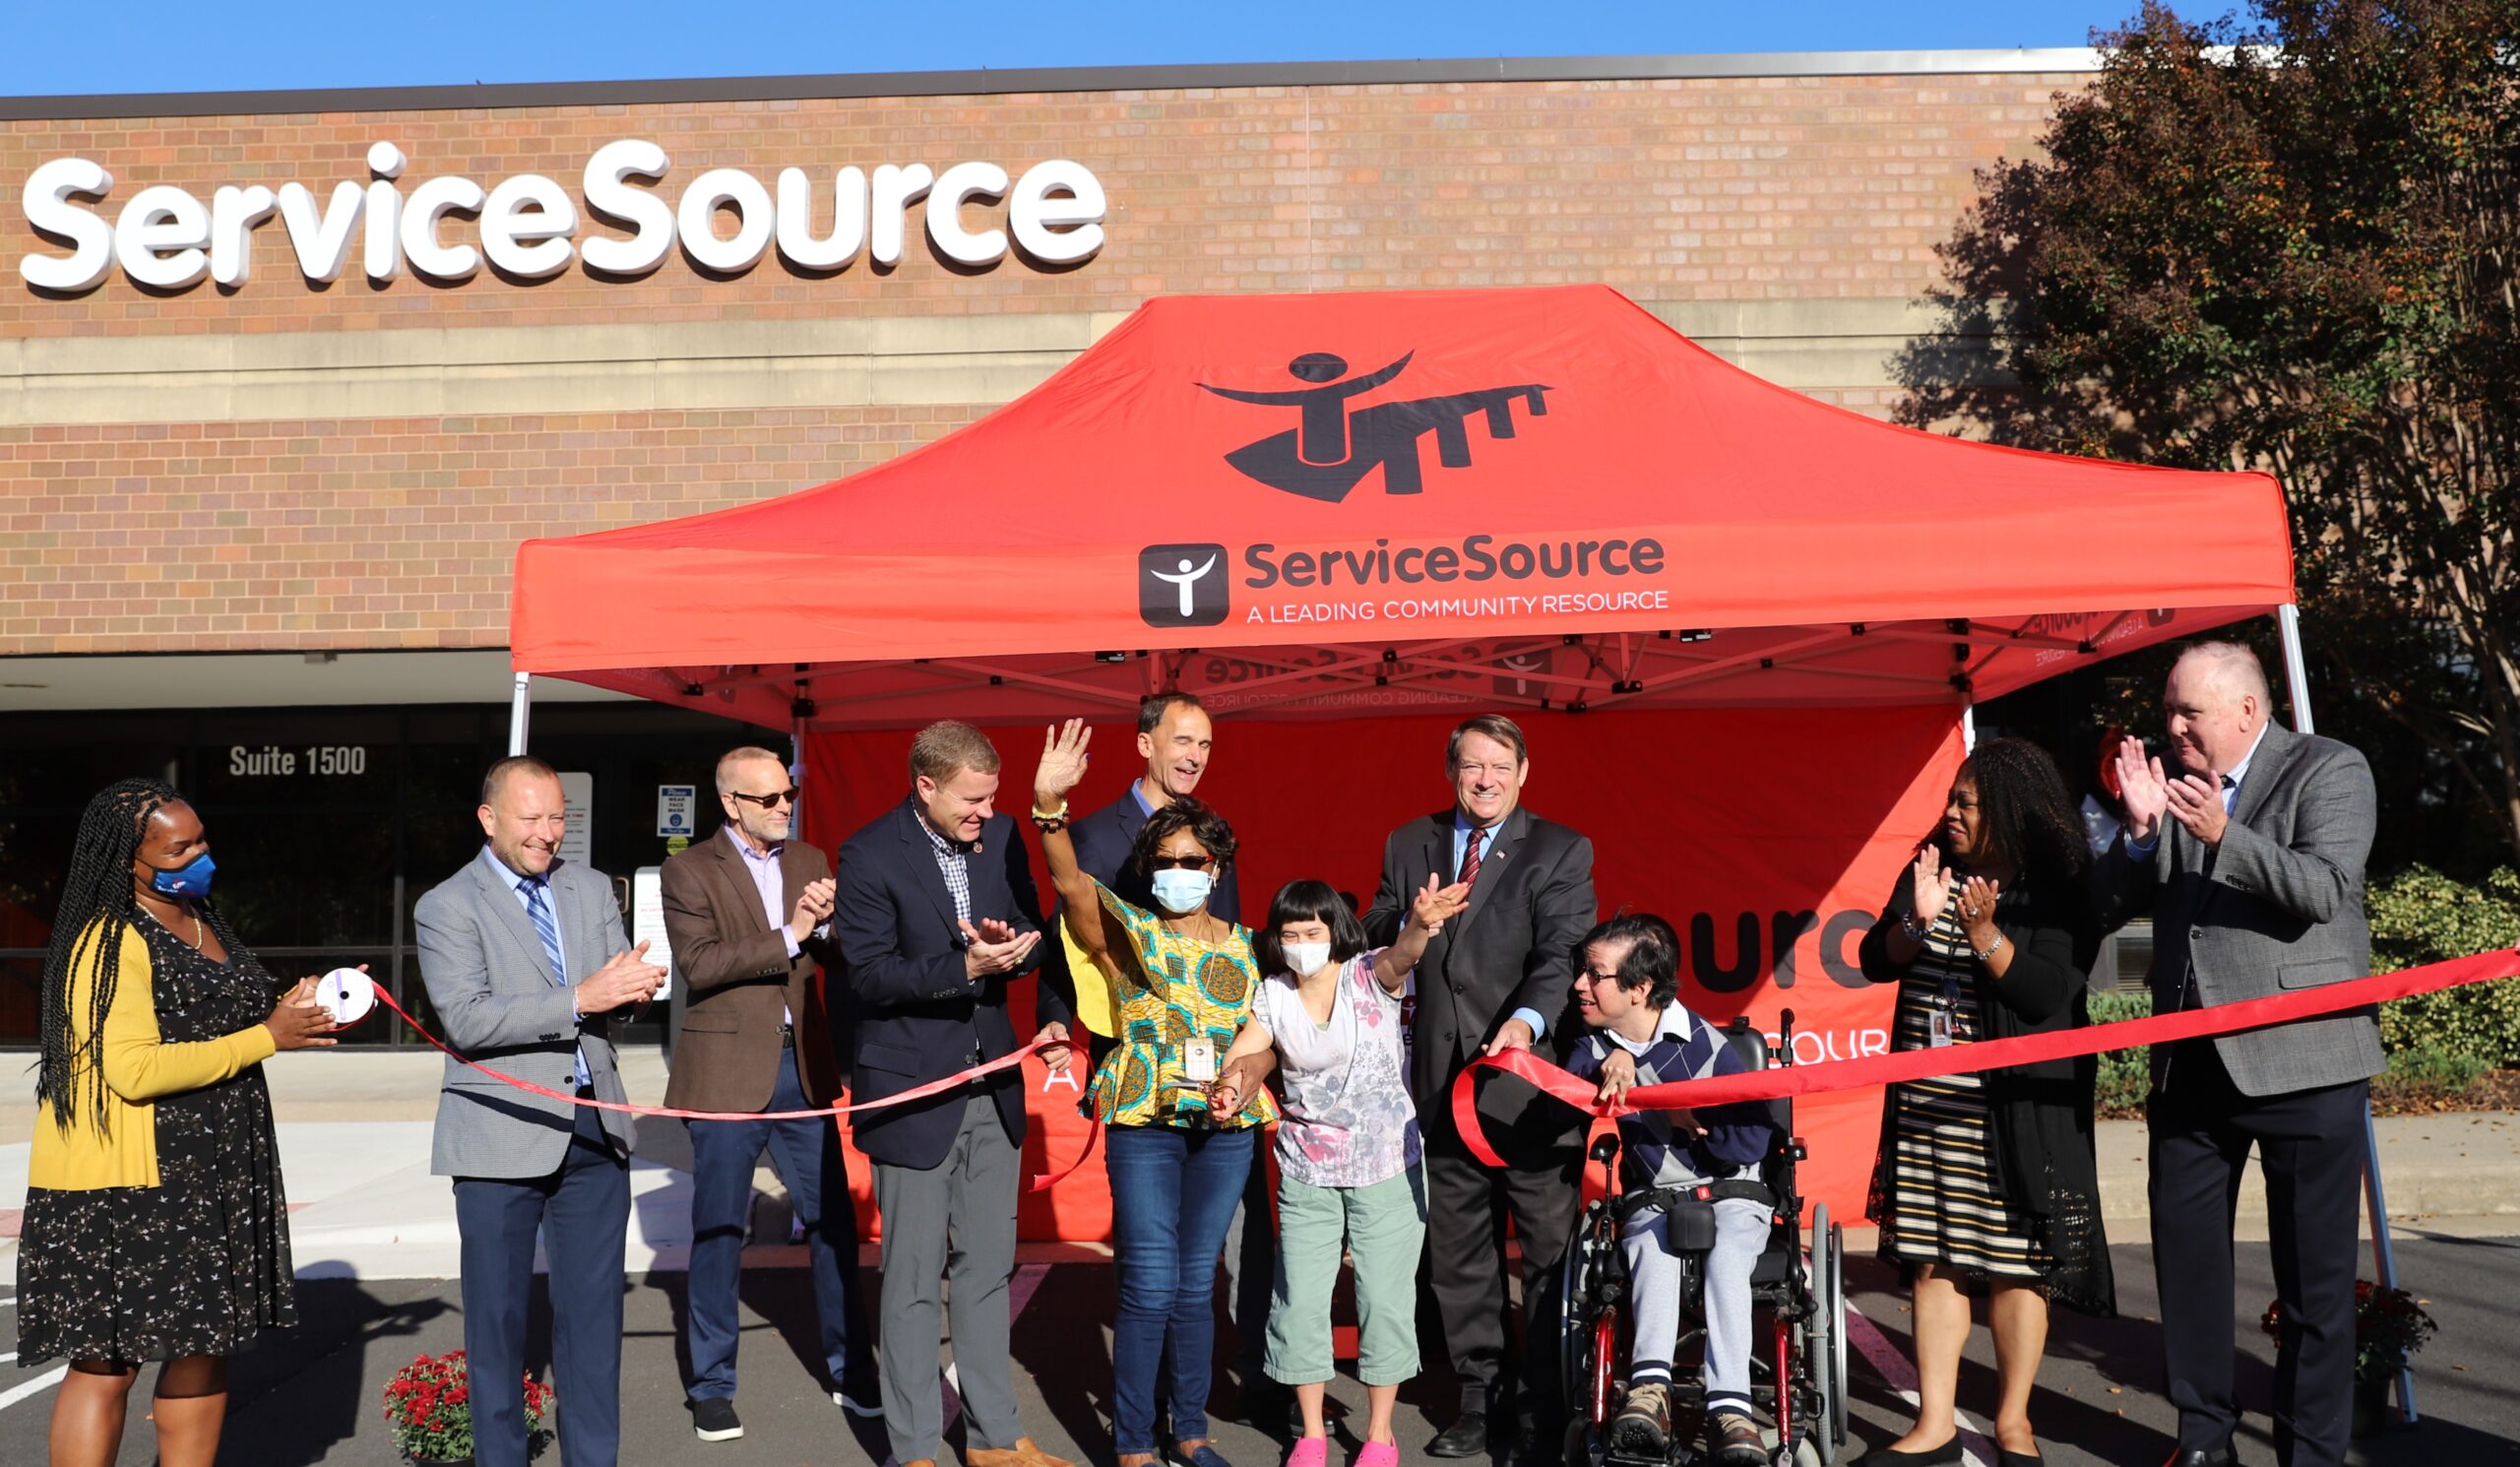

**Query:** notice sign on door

left=657, top=785, right=696, bottom=838
left=557, top=772, right=594, bottom=867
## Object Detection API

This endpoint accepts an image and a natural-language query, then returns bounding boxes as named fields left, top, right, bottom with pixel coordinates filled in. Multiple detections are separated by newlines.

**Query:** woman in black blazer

left=1855, top=737, right=2114, bottom=1467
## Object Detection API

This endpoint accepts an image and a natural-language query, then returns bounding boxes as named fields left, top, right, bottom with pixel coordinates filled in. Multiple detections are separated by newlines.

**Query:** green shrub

left=2366, top=865, right=2520, bottom=1067
left=2088, top=988, right=2154, bottom=1115
left=2381, top=1044, right=2488, bottom=1092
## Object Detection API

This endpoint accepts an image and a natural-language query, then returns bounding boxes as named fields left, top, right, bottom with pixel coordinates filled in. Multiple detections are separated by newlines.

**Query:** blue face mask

left=146, top=851, right=217, bottom=899
left=1149, top=866, right=1213, bottom=915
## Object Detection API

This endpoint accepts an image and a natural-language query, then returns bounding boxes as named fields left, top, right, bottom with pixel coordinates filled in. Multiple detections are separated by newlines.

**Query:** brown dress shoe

left=970, top=1438, right=1077, bottom=1467
left=903, top=1459, right=938, bottom=1467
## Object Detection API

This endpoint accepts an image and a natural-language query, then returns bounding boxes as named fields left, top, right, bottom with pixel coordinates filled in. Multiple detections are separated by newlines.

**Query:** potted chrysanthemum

left=2261, top=1281, right=2438, bottom=1435
left=382, top=1349, right=553, bottom=1465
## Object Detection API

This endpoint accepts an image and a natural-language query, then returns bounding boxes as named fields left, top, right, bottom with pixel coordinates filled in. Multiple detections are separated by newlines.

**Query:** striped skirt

left=1877, top=937, right=2047, bottom=1283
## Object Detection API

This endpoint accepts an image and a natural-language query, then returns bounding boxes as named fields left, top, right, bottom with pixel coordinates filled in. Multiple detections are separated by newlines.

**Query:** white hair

left=715, top=745, right=787, bottom=796
left=2174, top=640, right=2273, bottom=708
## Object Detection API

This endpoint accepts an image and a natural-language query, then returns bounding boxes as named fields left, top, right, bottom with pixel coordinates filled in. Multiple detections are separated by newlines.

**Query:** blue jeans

left=1105, top=1122, right=1257, bottom=1454
left=684, top=1046, right=868, bottom=1400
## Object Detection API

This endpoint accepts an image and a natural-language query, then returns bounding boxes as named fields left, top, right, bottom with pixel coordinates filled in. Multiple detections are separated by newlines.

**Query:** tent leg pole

left=507, top=671, right=534, bottom=757
left=2278, top=603, right=2415, bottom=1426
left=790, top=714, right=808, bottom=842
left=1961, top=700, right=1977, bottom=753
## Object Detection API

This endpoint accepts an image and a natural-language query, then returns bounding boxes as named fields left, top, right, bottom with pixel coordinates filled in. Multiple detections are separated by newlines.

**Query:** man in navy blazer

left=833, top=721, right=1075, bottom=1467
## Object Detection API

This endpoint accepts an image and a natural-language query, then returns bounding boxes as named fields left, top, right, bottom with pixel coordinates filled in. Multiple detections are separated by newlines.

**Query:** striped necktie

left=1459, top=825, right=1486, bottom=886
left=520, top=875, right=592, bottom=1090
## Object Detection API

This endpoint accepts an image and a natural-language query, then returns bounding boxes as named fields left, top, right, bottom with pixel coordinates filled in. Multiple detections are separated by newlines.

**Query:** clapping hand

left=2164, top=772, right=2232, bottom=849
left=1409, top=873, right=1471, bottom=935
left=1957, top=874, right=2003, bottom=950
left=962, top=918, right=1042, bottom=979
left=577, top=940, right=667, bottom=1014
left=2115, top=736, right=2171, bottom=843
left=788, top=876, right=836, bottom=943
left=1036, top=719, right=1094, bottom=806
left=1910, top=846, right=1954, bottom=928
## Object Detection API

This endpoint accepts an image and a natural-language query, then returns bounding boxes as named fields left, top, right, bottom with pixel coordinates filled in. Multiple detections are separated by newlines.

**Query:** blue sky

left=2, top=2, right=2157, bottom=97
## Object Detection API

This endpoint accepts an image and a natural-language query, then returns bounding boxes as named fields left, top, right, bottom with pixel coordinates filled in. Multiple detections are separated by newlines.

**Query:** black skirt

left=18, top=917, right=295, bottom=1367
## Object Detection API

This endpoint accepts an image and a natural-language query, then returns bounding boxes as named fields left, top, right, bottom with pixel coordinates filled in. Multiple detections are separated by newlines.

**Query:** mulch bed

left=2097, top=1068, right=2520, bottom=1121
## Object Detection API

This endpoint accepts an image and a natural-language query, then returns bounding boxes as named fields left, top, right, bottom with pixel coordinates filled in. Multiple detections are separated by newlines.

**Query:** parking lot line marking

left=1842, top=1299, right=1991, bottom=1467
left=0, top=1364, right=68, bottom=1411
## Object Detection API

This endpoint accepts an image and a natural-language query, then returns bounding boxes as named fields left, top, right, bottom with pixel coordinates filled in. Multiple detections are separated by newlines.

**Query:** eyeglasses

left=731, top=788, right=799, bottom=809
left=1149, top=854, right=1213, bottom=871
left=1575, top=965, right=1625, bottom=985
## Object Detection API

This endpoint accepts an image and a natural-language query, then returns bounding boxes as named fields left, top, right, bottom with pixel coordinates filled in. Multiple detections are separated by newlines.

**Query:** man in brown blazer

left=662, top=746, right=874, bottom=1443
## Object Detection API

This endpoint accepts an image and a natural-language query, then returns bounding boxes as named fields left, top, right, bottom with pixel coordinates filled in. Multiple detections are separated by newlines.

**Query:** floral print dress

left=19, top=917, right=295, bottom=1366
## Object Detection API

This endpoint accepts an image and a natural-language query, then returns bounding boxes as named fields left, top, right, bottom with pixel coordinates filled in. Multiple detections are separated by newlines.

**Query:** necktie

left=1459, top=826, right=1486, bottom=886
left=2222, top=773, right=2238, bottom=814
left=521, top=876, right=592, bottom=1090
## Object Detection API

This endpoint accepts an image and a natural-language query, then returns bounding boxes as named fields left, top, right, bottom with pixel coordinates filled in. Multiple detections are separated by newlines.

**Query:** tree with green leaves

left=1900, top=0, right=2520, bottom=863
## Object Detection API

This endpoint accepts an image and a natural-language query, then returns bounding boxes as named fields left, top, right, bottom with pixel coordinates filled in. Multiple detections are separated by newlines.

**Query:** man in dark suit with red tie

left=1362, top=714, right=1598, bottom=1464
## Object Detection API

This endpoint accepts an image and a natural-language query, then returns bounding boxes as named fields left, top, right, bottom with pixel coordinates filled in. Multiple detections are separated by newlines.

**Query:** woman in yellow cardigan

left=21, top=779, right=339, bottom=1467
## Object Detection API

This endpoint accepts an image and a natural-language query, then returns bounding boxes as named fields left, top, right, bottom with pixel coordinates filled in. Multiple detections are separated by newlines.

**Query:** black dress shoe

left=1859, top=1439, right=1959, bottom=1466
left=2159, top=1449, right=2237, bottom=1467
left=1234, top=1376, right=1295, bottom=1429
left=1428, top=1412, right=1489, bottom=1458
left=1997, top=1452, right=2044, bottom=1467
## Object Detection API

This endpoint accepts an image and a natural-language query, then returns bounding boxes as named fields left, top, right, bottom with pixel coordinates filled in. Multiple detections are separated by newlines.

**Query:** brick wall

left=2, top=72, right=2080, bottom=655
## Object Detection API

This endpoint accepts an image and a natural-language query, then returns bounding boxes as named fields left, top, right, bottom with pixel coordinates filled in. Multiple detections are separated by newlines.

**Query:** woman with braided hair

left=19, top=778, right=340, bottom=1467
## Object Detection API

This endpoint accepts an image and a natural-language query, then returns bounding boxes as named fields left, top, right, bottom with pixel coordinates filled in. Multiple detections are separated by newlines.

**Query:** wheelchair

left=1550, top=1009, right=1849, bottom=1467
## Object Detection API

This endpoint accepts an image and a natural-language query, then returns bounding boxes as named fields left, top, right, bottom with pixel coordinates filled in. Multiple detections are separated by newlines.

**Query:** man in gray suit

left=2097, top=642, right=2381, bottom=1467
left=416, top=755, right=665, bottom=1467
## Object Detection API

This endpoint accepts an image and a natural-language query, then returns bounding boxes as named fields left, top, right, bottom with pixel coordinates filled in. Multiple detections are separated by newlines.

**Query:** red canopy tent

left=508, top=284, right=2300, bottom=1240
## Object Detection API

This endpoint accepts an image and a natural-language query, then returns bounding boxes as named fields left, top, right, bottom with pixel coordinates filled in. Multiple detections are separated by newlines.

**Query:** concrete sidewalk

left=3, top=1047, right=2515, bottom=1283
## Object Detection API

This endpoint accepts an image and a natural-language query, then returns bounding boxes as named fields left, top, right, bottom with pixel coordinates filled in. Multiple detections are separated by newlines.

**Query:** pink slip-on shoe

left=1352, top=1442, right=1399, bottom=1467
left=1284, top=1438, right=1329, bottom=1467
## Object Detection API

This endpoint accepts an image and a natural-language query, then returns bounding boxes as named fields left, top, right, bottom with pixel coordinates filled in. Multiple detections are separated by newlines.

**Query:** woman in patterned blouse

left=1033, top=719, right=1274, bottom=1467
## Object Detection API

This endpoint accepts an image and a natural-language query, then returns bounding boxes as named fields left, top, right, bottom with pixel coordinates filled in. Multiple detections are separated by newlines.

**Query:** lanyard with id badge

left=1928, top=973, right=1961, bottom=1048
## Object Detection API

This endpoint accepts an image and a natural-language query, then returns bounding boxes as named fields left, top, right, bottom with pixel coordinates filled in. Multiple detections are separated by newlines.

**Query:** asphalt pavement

left=3, top=1234, right=2514, bottom=1467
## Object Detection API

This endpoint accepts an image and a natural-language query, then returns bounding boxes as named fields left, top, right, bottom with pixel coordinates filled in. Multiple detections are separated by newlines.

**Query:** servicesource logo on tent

left=1135, top=346, right=1670, bottom=631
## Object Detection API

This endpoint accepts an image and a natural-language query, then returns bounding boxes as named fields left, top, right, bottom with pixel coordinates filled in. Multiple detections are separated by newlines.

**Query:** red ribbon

left=1448, top=947, right=2520, bottom=1170
left=368, top=984, right=1102, bottom=1191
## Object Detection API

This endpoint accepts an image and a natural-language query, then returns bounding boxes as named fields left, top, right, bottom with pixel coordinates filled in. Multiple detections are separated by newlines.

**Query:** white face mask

left=1283, top=939, right=1334, bottom=977
left=1149, top=866, right=1213, bottom=915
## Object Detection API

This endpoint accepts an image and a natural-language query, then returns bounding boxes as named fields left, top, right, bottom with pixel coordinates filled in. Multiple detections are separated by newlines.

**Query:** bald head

left=2164, top=640, right=2273, bottom=778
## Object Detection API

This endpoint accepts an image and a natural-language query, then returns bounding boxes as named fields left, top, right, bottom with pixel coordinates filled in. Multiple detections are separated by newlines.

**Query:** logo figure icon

left=1200, top=350, right=1550, bottom=502
left=1139, top=543, right=1230, bottom=627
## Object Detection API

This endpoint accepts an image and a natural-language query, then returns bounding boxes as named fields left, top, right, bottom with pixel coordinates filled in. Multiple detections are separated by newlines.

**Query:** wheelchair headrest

left=1722, top=1015, right=1768, bottom=1072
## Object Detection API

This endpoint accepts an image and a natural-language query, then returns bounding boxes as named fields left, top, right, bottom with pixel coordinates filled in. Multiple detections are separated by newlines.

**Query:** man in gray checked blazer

left=415, top=755, right=664, bottom=1467
left=2095, top=642, right=2382, bottom=1467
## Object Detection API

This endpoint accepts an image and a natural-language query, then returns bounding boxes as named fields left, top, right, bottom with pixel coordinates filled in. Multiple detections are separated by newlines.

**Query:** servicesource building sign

left=16, top=140, right=1107, bottom=292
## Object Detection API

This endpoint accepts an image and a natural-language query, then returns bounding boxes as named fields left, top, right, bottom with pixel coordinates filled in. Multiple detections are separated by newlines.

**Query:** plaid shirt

left=918, top=814, right=976, bottom=929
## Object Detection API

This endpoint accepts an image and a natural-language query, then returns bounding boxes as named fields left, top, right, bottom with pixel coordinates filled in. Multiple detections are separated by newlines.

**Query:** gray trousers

left=1622, top=1196, right=1767, bottom=1416
left=872, top=1095, right=1024, bottom=1464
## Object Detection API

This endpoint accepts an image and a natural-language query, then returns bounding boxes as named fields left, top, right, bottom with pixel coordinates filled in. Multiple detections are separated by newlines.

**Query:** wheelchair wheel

left=1808, top=1203, right=1849, bottom=1463
left=1556, top=1213, right=1618, bottom=1434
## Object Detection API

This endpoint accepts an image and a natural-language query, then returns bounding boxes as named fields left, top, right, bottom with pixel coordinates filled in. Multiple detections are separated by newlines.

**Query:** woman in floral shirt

left=1212, top=874, right=1465, bottom=1467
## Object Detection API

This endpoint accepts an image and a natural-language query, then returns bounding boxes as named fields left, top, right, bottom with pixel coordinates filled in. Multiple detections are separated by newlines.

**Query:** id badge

left=1927, top=1008, right=1955, bottom=1049
left=1182, top=1040, right=1219, bottom=1083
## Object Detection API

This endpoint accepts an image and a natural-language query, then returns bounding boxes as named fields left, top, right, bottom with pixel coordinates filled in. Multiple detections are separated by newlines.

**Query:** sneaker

left=833, top=1386, right=884, bottom=1418
left=1607, top=1383, right=1671, bottom=1458
left=1285, top=1439, right=1330, bottom=1467
left=1707, top=1410, right=1767, bottom=1467
left=690, top=1396, right=744, bottom=1442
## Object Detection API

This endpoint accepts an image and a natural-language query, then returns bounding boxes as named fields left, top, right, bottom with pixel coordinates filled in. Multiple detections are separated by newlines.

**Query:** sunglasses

left=730, top=788, right=799, bottom=809
left=1149, top=854, right=1214, bottom=871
